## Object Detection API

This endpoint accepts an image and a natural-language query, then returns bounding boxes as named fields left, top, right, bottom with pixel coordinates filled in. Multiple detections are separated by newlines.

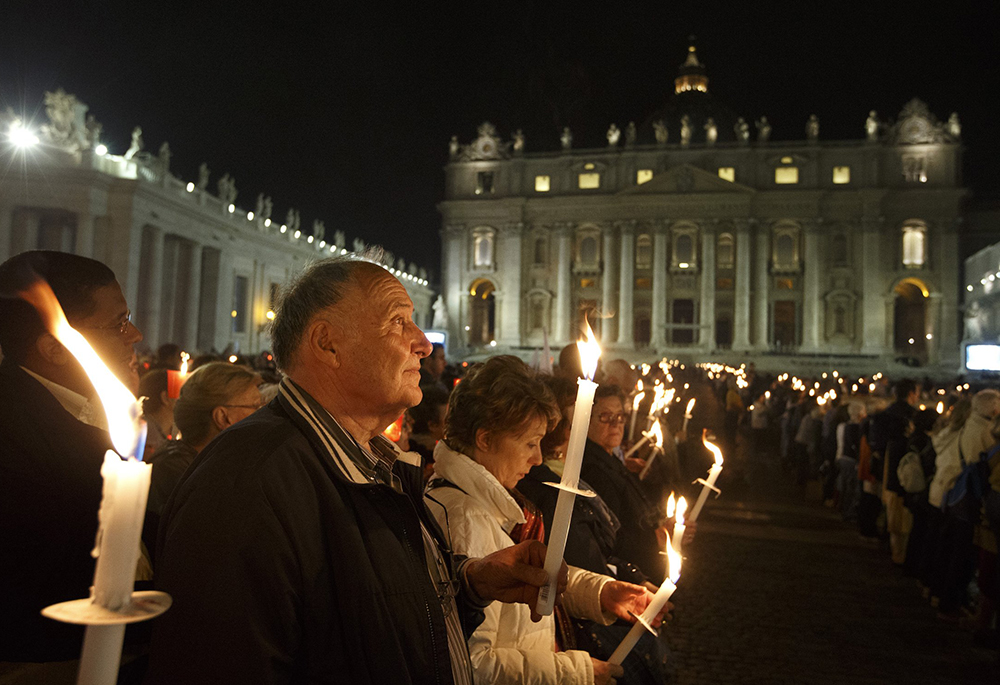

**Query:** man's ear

left=306, top=318, right=342, bottom=369
left=211, top=405, right=230, bottom=431
left=35, top=332, right=72, bottom=366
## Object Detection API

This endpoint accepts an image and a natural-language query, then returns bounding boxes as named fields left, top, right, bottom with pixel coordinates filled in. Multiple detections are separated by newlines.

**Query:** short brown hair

left=444, top=355, right=559, bottom=455
left=173, top=362, right=261, bottom=444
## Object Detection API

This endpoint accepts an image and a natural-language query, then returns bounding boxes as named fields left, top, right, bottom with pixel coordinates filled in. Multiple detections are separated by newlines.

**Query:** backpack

left=897, top=450, right=926, bottom=494
left=943, top=444, right=1000, bottom=523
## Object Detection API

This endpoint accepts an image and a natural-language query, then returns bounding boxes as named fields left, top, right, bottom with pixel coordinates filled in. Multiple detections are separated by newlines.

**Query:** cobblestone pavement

left=662, top=461, right=998, bottom=685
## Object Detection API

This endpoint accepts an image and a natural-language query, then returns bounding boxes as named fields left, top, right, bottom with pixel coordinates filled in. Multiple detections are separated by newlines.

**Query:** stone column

left=145, top=228, right=165, bottom=349
left=925, top=292, right=942, bottom=365
left=497, top=222, right=523, bottom=345
left=601, top=224, right=618, bottom=344
left=800, top=221, right=822, bottom=351
left=936, top=219, right=961, bottom=367
left=442, top=224, right=465, bottom=348
left=651, top=222, right=668, bottom=348
left=554, top=223, right=573, bottom=345
left=733, top=220, right=752, bottom=351
left=617, top=221, right=635, bottom=346
left=215, top=251, right=235, bottom=352
left=75, top=213, right=95, bottom=257
left=861, top=217, right=885, bottom=354
left=0, top=204, right=12, bottom=262
left=186, top=241, right=203, bottom=352
left=754, top=222, right=770, bottom=350
left=700, top=226, right=716, bottom=350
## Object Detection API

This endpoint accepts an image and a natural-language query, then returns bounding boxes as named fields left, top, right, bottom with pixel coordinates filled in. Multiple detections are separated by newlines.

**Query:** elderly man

left=0, top=251, right=143, bottom=666
left=147, top=257, right=562, bottom=684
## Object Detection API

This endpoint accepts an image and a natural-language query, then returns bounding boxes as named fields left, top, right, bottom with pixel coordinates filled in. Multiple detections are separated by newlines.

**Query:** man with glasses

left=0, top=251, right=144, bottom=670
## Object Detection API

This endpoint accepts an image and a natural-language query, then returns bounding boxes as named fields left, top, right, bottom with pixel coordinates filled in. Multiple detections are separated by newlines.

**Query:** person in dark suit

left=0, top=251, right=143, bottom=669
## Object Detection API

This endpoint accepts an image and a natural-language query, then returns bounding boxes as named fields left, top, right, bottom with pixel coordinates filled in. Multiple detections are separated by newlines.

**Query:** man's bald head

left=271, top=256, right=388, bottom=372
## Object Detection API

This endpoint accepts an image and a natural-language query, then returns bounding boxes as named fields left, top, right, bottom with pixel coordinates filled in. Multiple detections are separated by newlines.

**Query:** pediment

left=618, top=164, right=755, bottom=195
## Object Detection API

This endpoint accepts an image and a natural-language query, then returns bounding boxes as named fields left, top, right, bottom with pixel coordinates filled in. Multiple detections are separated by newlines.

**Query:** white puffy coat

left=928, top=412, right=996, bottom=508
left=426, top=441, right=615, bottom=685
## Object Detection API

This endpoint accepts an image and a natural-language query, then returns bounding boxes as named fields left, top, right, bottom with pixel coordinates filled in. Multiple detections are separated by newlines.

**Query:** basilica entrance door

left=893, top=280, right=927, bottom=359
left=469, top=279, right=496, bottom=346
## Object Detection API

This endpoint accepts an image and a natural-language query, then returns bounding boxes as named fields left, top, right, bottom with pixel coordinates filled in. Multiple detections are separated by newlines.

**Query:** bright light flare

left=650, top=419, right=664, bottom=449
left=9, top=122, right=40, bottom=148
left=576, top=320, right=601, bottom=380
left=684, top=398, right=696, bottom=416
left=179, top=351, right=190, bottom=376
left=702, top=433, right=724, bottom=466
left=665, top=531, right=682, bottom=582
left=632, top=391, right=646, bottom=412
left=675, top=496, right=687, bottom=526
left=666, top=492, right=676, bottom=518
left=18, top=279, right=140, bottom=456
left=936, top=401, right=944, bottom=414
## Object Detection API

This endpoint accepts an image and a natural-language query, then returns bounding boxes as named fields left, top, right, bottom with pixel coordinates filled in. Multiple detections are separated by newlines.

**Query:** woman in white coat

left=425, top=356, right=665, bottom=685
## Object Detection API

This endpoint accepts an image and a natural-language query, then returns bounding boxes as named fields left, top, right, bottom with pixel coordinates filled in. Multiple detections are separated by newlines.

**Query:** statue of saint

left=255, top=194, right=265, bottom=218
left=449, top=135, right=459, bottom=159
left=262, top=196, right=273, bottom=222
left=680, top=115, right=692, bottom=147
left=397, top=258, right=407, bottom=271
left=312, top=219, right=325, bottom=242
left=353, top=238, right=366, bottom=254
left=334, top=230, right=346, bottom=248
left=560, top=127, right=573, bottom=151
left=653, top=120, right=668, bottom=145
left=606, top=123, right=621, bottom=147
left=947, top=112, right=961, bottom=140
left=197, top=163, right=210, bottom=190
left=158, top=142, right=172, bottom=173
left=624, top=121, right=637, bottom=147
left=704, top=117, right=717, bottom=146
left=865, top=111, right=879, bottom=143
left=806, top=114, right=819, bottom=142
left=735, top=117, right=750, bottom=145
left=227, top=177, right=238, bottom=205
left=218, top=173, right=231, bottom=201
left=756, top=117, right=771, bottom=144
left=85, top=114, right=102, bottom=149
left=125, top=126, right=143, bottom=160
left=512, top=129, right=525, bottom=154
left=432, top=295, right=449, bottom=329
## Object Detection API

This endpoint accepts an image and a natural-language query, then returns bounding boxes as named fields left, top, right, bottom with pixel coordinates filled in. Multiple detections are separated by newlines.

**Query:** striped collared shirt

left=279, top=378, right=474, bottom=685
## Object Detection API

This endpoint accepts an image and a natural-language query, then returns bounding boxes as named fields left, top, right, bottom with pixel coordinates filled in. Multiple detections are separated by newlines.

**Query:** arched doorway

left=469, top=278, right=496, bottom=345
left=893, top=279, right=927, bottom=358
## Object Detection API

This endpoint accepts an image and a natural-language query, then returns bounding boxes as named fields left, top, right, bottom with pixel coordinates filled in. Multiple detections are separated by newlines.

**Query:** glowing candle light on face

left=688, top=432, right=724, bottom=523
left=536, top=321, right=601, bottom=616
left=638, top=420, right=665, bottom=480
left=608, top=532, right=682, bottom=665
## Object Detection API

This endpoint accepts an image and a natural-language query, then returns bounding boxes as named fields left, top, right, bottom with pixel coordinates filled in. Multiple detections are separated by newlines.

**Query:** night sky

left=2, top=2, right=997, bottom=279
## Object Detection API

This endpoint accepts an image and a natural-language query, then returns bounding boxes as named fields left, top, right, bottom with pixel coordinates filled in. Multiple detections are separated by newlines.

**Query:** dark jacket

left=146, top=438, right=198, bottom=517
left=870, top=400, right=915, bottom=494
left=579, top=439, right=664, bottom=583
left=147, top=385, right=481, bottom=684
left=0, top=361, right=111, bottom=661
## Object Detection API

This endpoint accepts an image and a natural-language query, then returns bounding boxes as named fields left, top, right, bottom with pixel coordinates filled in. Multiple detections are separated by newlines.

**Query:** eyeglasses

left=79, top=310, right=134, bottom=336
left=597, top=412, right=627, bottom=425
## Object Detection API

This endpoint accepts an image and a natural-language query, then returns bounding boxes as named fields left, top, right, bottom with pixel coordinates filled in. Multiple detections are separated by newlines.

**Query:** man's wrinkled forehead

left=343, top=264, right=412, bottom=314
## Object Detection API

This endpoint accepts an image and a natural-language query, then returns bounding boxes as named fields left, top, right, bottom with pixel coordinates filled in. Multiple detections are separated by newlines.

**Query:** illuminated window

left=535, top=175, right=551, bottom=192
left=832, top=166, right=851, bottom=184
left=475, top=171, right=495, bottom=195
left=902, top=223, right=927, bottom=267
left=580, top=278, right=596, bottom=288
left=636, top=234, right=652, bottom=268
left=472, top=228, right=495, bottom=268
left=775, top=167, right=799, bottom=184
left=777, top=278, right=795, bottom=290
left=584, top=163, right=595, bottom=170
left=578, top=173, right=600, bottom=189
left=717, top=233, right=734, bottom=269
left=781, top=156, right=794, bottom=164
left=902, top=155, right=927, bottom=183
left=718, top=167, right=735, bottom=182
left=635, top=277, right=652, bottom=289
left=637, top=169, right=654, bottom=185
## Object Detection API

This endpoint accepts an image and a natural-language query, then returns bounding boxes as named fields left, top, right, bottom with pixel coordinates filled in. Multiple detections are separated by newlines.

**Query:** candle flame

left=685, top=398, right=696, bottom=416
left=665, top=532, right=682, bottom=582
left=675, top=496, right=687, bottom=526
left=702, top=431, right=724, bottom=466
left=666, top=492, right=676, bottom=518
left=576, top=320, right=601, bottom=381
left=936, top=401, right=944, bottom=414
left=179, top=351, right=190, bottom=376
left=632, top=391, right=646, bottom=411
left=18, top=279, right=142, bottom=457
left=636, top=379, right=643, bottom=392
left=650, top=419, right=664, bottom=448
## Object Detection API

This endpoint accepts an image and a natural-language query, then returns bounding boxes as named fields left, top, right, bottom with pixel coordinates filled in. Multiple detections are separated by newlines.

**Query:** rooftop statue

left=756, top=116, right=771, bottom=144
left=255, top=194, right=265, bottom=218
left=41, top=89, right=89, bottom=153
left=125, top=126, right=144, bottom=160
left=85, top=114, right=102, bottom=149
left=158, top=142, right=172, bottom=173
left=218, top=174, right=238, bottom=205
left=418, top=267, right=428, bottom=280
left=262, top=196, right=273, bottom=222
left=735, top=117, right=750, bottom=145
left=680, top=115, right=692, bottom=147
left=432, top=295, right=449, bottom=329
left=312, top=220, right=326, bottom=243
left=449, top=135, right=459, bottom=159
left=408, top=262, right=418, bottom=275
left=947, top=112, right=961, bottom=140
left=653, top=119, right=668, bottom=146
left=704, top=117, right=717, bottom=146
left=624, top=121, right=637, bottom=148
left=560, top=127, right=572, bottom=151
left=606, top=123, right=621, bottom=147
left=397, top=258, right=407, bottom=271
left=353, top=238, right=366, bottom=254
left=197, top=162, right=210, bottom=190
left=512, top=129, right=525, bottom=154
left=334, top=230, right=346, bottom=248
left=806, top=114, right=819, bottom=142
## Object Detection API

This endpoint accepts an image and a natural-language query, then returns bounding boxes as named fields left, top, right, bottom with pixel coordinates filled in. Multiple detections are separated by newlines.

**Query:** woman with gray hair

left=146, top=362, right=262, bottom=517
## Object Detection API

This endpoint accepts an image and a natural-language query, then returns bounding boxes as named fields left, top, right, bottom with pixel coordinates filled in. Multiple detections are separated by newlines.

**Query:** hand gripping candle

left=535, top=322, right=601, bottom=616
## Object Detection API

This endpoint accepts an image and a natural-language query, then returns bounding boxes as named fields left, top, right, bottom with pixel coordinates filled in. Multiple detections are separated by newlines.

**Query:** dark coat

left=870, top=400, right=915, bottom=494
left=579, top=439, right=664, bottom=583
left=146, top=390, right=480, bottom=685
left=0, top=361, right=112, bottom=661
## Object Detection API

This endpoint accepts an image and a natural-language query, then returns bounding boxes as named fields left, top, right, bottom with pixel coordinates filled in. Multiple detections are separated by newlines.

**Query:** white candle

left=671, top=497, right=687, bottom=556
left=681, top=398, right=696, bottom=433
left=688, top=433, right=724, bottom=523
left=638, top=420, right=665, bottom=480
left=536, top=324, right=601, bottom=616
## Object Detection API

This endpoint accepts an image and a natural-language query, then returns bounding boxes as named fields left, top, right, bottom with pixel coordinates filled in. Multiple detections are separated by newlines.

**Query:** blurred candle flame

left=650, top=419, right=664, bottom=448
left=576, top=320, right=601, bottom=380
left=685, top=398, right=696, bottom=416
left=665, top=531, right=682, bottom=582
left=632, top=391, right=646, bottom=412
left=666, top=492, right=676, bottom=518
left=675, top=496, right=687, bottom=525
left=18, top=279, right=142, bottom=457
left=702, top=432, right=724, bottom=466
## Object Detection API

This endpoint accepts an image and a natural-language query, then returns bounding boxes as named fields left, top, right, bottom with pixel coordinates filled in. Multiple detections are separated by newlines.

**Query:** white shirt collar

left=20, top=366, right=108, bottom=431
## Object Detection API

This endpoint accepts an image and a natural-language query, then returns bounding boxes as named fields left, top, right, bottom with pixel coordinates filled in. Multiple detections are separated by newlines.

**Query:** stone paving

left=661, top=463, right=998, bottom=684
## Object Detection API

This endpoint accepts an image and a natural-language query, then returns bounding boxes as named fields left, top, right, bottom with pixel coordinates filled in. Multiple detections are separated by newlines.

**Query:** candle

left=688, top=431, right=724, bottom=523
left=628, top=388, right=645, bottom=443
left=19, top=279, right=163, bottom=685
left=638, top=420, right=664, bottom=480
left=536, top=322, right=601, bottom=616
left=608, top=532, right=682, bottom=665
left=681, top=398, right=696, bottom=433
left=167, top=351, right=190, bottom=399
left=670, top=495, right=687, bottom=556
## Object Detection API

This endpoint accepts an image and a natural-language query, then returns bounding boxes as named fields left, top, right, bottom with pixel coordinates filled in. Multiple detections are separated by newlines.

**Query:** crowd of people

left=2, top=249, right=998, bottom=684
